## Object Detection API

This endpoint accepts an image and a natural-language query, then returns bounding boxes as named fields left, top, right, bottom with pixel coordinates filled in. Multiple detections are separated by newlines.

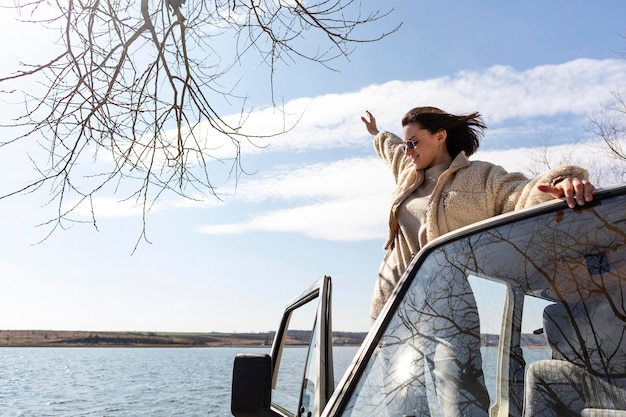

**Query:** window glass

left=301, top=320, right=320, bottom=417
left=467, top=275, right=507, bottom=403
left=341, top=193, right=626, bottom=417
left=273, top=299, right=319, bottom=416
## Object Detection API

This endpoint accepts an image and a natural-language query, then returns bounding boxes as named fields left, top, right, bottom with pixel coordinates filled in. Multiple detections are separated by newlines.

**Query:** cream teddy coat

left=371, top=131, right=588, bottom=318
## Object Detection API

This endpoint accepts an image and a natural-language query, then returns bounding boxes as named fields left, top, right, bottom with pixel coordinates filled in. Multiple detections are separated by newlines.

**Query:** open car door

left=232, top=275, right=334, bottom=417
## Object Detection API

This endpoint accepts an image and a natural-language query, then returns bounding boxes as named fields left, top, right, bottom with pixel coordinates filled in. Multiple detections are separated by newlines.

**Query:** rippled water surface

left=1, top=346, right=359, bottom=417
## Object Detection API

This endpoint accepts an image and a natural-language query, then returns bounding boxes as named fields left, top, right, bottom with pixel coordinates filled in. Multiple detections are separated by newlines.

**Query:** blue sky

left=1, top=1, right=625, bottom=333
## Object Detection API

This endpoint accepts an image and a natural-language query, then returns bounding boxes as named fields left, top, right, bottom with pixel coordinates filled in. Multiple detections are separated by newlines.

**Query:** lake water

left=0, top=346, right=359, bottom=417
left=1, top=346, right=548, bottom=416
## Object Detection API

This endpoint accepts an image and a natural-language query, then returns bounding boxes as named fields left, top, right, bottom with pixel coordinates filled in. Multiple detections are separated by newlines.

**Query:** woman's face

left=402, top=123, right=452, bottom=170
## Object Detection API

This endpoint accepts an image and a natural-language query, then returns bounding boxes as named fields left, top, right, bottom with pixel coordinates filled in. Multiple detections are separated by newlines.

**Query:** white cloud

left=197, top=196, right=389, bottom=241
left=234, top=158, right=391, bottom=200
left=197, top=157, right=394, bottom=240
left=197, top=138, right=624, bottom=241
left=76, top=58, right=626, bottom=221
left=461, top=59, right=626, bottom=123
left=205, top=58, right=626, bottom=155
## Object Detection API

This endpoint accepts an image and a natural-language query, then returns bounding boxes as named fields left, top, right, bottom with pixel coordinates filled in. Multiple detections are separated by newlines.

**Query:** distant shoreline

left=0, top=330, right=367, bottom=348
left=1, top=330, right=547, bottom=348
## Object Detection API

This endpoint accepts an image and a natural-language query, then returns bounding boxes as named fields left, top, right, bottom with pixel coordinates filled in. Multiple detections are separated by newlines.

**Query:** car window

left=339, top=192, right=626, bottom=417
left=273, top=300, right=319, bottom=415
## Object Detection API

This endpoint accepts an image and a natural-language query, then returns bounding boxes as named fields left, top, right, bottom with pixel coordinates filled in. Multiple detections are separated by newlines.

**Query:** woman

left=362, top=107, right=596, bottom=319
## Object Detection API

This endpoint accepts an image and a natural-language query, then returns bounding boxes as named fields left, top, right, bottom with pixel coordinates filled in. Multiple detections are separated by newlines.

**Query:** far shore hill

left=0, top=330, right=547, bottom=348
left=0, top=330, right=368, bottom=348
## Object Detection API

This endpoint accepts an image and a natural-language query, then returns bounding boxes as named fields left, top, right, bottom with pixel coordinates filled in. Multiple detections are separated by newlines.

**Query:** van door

left=232, top=275, right=334, bottom=417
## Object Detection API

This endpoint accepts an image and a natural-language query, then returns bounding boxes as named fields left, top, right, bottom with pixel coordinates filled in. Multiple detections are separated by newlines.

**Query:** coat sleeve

left=427, top=161, right=590, bottom=244
left=487, top=164, right=590, bottom=214
left=374, top=131, right=414, bottom=185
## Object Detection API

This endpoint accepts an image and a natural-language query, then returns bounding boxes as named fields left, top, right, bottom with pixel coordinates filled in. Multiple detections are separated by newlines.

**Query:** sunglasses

left=402, top=131, right=431, bottom=152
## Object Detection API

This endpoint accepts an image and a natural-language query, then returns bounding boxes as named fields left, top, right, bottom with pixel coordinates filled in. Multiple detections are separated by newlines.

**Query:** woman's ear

left=436, top=129, right=447, bottom=144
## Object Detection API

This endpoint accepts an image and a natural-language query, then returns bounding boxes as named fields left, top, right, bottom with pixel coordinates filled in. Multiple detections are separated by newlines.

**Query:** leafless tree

left=0, top=0, right=399, bottom=247
left=527, top=32, right=626, bottom=187
left=586, top=86, right=626, bottom=185
left=526, top=87, right=626, bottom=188
left=525, top=134, right=582, bottom=178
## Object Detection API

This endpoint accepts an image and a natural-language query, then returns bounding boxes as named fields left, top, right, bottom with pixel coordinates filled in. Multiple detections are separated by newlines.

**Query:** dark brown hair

left=401, top=107, right=486, bottom=157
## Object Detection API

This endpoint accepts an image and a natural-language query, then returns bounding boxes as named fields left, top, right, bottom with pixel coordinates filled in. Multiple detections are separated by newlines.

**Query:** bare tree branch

left=587, top=87, right=626, bottom=164
left=0, top=0, right=400, bottom=247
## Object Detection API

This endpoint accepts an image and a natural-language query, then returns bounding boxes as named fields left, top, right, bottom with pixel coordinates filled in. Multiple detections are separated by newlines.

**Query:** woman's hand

left=361, top=110, right=380, bottom=136
left=537, top=177, right=596, bottom=208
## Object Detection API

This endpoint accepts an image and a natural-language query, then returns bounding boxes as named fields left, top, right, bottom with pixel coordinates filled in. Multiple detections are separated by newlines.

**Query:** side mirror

left=231, top=353, right=275, bottom=417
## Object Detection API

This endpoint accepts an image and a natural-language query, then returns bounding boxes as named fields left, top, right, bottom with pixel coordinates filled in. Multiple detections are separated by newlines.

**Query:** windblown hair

left=401, top=107, right=486, bottom=157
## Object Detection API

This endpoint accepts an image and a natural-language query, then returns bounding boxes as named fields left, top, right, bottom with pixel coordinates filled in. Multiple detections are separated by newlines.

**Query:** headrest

left=543, top=300, right=626, bottom=379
